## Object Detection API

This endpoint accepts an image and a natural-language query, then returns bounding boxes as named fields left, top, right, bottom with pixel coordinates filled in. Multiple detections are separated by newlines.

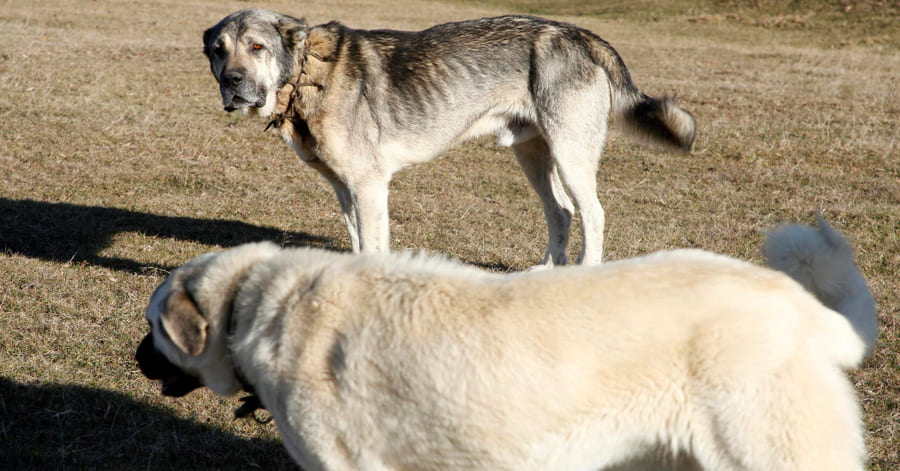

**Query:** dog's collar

left=265, top=33, right=329, bottom=133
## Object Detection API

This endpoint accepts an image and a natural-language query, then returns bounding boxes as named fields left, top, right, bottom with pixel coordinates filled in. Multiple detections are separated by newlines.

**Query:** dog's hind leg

left=512, top=137, right=574, bottom=268
left=694, top=358, right=865, bottom=471
left=534, top=73, right=610, bottom=265
left=546, top=132, right=606, bottom=265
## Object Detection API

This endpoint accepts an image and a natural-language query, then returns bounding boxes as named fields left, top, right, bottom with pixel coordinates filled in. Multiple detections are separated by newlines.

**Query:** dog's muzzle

left=219, top=71, right=266, bottom=112
left=135, top=332, right=203, bottom=397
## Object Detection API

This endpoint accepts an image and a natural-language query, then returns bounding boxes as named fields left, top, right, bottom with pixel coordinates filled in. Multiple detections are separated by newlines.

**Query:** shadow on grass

left=471, top=260, right=514, bottom=273
left=0, top=377, right=297, bottom=471
left=0, top=198, right=332, bottom=274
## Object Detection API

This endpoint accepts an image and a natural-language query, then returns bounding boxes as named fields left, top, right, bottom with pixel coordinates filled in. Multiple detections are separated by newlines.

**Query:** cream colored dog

left=136, top=217, right=875, bottom=471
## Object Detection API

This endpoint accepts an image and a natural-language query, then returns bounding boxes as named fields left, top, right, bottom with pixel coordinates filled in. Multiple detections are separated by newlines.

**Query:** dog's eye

left=252, top=43, right=264, bottom=52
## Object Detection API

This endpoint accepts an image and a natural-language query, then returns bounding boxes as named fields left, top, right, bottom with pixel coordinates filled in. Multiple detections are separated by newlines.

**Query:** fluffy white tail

left=764, top=214, right=878, bottom=359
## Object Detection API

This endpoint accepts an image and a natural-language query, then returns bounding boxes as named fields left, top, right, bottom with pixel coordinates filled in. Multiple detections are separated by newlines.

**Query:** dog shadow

left=0, top=198, right=332, bottom=274
left=0, top=377, right=296, bottom=470
left=0, top=197, right=519, bottom=273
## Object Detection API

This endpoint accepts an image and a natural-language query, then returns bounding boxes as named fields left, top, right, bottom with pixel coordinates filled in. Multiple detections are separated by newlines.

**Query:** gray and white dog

left=203, top=9, right=696, bottom=266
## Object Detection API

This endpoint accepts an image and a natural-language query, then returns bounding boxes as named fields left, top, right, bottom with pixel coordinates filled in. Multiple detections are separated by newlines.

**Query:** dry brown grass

left=1, top=0, right=897, bottom=469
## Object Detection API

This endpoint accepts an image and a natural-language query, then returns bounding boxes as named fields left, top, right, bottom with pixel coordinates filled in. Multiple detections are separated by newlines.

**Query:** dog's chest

left=277, top=118, right=318, bottom=162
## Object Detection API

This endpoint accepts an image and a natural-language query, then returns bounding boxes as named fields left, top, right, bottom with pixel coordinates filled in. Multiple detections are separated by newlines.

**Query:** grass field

left=1, top=0, right=897, bottom=469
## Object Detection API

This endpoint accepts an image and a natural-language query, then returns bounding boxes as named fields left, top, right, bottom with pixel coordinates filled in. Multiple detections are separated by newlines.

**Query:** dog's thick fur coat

left=137, top=218, right=874, bottom=470
left=202, top=9, right=696, bottom=266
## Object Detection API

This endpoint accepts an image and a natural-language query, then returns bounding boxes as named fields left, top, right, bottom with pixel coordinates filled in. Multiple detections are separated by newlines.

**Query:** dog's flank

left=203, top=10, right=696, bottom=265
left=764, top=214, right=878, bottom=358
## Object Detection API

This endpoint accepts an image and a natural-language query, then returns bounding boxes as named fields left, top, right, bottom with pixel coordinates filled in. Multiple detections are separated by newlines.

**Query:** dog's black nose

left=223, top=71, right=243, bottom=86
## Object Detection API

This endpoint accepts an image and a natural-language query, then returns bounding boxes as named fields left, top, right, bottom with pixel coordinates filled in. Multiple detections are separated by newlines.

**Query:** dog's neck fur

left=224, top=279, right=273, bottom=423
left=265, top=25, right=337, bottom=144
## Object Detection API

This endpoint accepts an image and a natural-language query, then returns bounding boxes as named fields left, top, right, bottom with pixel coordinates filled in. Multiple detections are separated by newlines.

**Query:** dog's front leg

left=349, top=177, right=391, bottom=253
left=306, top=161, right=361, bottom=252
left=335, top=186, right=361, bottom=252
left=328, top=180, right=360, bottom=253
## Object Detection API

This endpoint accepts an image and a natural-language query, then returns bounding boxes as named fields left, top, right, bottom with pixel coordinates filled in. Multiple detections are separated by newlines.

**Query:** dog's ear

left=160, top=289, right=209, bottom=357
left=202, top=27, right=216, bottom=57
left=276, top=15, right=308, bottom=52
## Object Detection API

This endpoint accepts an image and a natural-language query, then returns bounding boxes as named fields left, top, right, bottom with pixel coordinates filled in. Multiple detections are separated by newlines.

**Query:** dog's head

left=135, top=242, right=281, bottom=397
left=203, top=8, right=308, bottom=117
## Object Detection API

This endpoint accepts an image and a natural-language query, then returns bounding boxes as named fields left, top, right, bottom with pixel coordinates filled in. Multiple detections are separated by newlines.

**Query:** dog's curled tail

left=764, top=214, right=878, bottom=363
left=587, top=35, right=695, bottom=153
left=614, top=91, right=696, bottom=153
